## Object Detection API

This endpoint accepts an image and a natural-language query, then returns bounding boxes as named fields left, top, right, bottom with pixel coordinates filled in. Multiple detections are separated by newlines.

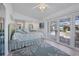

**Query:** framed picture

left=39, top=23, right=44, bottom=29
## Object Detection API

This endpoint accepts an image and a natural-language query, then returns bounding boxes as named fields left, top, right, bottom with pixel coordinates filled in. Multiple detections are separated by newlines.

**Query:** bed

left=8, top=30, right=44, bottom=52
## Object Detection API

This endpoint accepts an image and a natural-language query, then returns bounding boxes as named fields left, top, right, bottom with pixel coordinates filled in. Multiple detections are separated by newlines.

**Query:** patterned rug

left=10, top=42, right=69, bottom=56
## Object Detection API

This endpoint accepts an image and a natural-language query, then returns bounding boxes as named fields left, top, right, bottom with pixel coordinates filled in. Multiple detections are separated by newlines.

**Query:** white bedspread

left=9, top=31, right=44, bottom=51
left=12, top=32, right=43, bottom=41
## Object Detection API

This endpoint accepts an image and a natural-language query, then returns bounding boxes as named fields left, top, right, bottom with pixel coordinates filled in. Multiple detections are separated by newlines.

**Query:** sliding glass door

left=59, top=18, right=71, bottom=45
left=48, top=12, right=79, bottom=48
left=75, top=16, right=79, bottom=48
left=49, top=21, right=57, bottom=41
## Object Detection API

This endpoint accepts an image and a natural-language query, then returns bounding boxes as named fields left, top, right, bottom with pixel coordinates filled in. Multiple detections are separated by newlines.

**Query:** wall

left=0, top=5, right=5, bottom=17
left=0, top=17, right=4, bottom=31
left=25, top=21, right=39, bottom=32
left=9, top=20, right=40, bottom=32
left=0, top=4, right=5, bottom=31
left=15, top=20, right=24, bottom=29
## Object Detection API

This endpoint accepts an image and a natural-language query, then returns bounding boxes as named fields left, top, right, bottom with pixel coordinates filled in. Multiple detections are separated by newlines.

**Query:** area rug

left=10, top=42, right=69, bottom=56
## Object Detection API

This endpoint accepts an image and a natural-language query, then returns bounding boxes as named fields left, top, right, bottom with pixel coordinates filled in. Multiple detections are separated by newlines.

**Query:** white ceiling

left=11, top=3, right=79, bottom=20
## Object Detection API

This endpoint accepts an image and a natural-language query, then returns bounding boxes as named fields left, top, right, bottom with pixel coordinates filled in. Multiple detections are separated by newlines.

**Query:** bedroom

left=1, top=3, right=79, bottom=56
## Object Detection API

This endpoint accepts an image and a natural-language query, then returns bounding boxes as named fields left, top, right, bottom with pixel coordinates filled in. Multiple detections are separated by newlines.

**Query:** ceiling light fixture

left=33, top=3, right=48, bottom=12
left=38, top=3, right=48, bottom=12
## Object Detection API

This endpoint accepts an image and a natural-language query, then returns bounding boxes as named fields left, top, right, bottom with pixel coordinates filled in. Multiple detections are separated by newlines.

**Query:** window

left=59, top=18, right=70, bottom=45
left=75, top=16, right=79, bottom=48
left=49, top=21, right=57, bottom=41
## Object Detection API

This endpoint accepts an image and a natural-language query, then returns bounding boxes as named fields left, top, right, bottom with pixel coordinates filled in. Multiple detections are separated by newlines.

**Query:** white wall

left=25, top=22, right=39, bottom=32
left=9, top=19, right=40, bottom=33
left=0, top=5, right=5, bottom=17
left=0, top=5, right=5, bottom=31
